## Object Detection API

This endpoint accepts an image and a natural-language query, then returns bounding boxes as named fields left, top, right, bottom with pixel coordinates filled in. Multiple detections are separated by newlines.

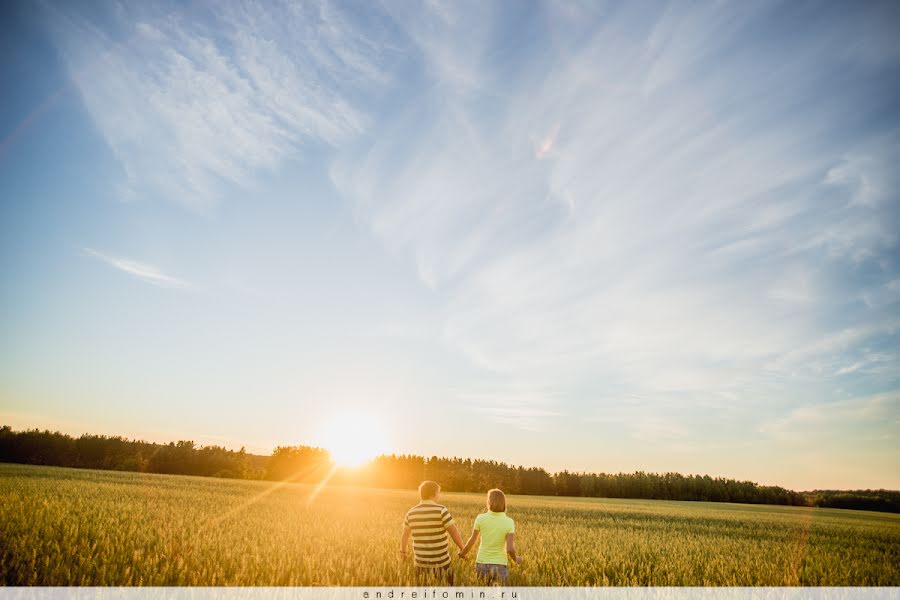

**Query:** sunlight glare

left=318, top=412, right=388, bottom=468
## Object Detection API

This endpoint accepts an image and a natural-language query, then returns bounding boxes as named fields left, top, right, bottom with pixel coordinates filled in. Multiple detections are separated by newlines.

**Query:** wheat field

left=1, top=463, right=898, bottom=586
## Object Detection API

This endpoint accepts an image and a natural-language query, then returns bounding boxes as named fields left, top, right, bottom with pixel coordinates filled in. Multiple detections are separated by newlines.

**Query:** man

left=400, top=480, right=465, bottom=585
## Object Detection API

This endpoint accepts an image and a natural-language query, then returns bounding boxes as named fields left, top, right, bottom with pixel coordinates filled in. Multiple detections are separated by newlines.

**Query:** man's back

left=404, top=500, right=455, bottom=568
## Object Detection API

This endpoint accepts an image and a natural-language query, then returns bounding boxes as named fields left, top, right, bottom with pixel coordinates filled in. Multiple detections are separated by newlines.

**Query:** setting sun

left=318, top=412, right=389, bottom=468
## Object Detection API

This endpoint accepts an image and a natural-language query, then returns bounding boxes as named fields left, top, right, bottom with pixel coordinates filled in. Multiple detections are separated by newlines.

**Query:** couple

left=400, top=480, right=523, bottom=586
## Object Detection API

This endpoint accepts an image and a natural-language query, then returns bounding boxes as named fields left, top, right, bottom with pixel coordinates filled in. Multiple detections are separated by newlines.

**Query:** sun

left=318, top=412, right=388, bottom=468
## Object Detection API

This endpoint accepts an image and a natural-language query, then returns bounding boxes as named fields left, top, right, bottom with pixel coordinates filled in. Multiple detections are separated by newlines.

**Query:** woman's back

left=474, top=511, right=515, bottom=565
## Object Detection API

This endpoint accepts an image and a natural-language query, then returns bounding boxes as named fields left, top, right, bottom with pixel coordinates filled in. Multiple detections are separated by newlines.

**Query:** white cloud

left=468, top=406, right=561, bottom=432
left=47, top=0, right=387, bottom=211
left=381, top=0, right=492, bottom=95
left=759, top=390, right=900, bottom=442
left=83, top=248, right=189, bottom=288
left=455, top=385, right=562, bottom=431
left=630, top=419, right=690, bottom=444
left=38, top=1, right=899, bottom=466
left=330, top=2, right=900, bottom=429
left=765, top=319, right=900, bottom=379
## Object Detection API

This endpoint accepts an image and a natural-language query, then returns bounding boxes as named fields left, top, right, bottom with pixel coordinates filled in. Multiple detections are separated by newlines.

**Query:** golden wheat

left=1, top=463, right=897, bottom=586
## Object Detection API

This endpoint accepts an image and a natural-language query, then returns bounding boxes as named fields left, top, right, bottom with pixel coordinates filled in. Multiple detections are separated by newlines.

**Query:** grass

left=1, top=462, right=898, bottom=586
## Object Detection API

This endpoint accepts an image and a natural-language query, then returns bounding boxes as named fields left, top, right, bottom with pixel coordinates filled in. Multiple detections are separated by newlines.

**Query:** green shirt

left=474, top=511, right=515, bottom=566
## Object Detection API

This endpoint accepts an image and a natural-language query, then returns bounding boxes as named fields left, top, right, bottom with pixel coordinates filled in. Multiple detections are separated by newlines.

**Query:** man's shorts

left=416, top=564, right=454, bottom=585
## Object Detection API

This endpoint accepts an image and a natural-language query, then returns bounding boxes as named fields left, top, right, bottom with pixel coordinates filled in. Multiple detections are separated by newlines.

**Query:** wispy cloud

left=457, top=387, right=562, bottom=431
left=83, top=248, right=189, bottom=288
left=759, top=390, right=900, bottom=441
left=330, top=2, right=900, bottom=434
left=468, top=406, right=560, bottom=432
left=46, top=0, right=389, bottom=211
left=31, top=0, right=900, bottom=481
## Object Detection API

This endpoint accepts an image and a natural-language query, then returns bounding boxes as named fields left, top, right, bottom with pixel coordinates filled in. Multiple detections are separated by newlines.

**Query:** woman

left=459, top=488, right=522, bottom=585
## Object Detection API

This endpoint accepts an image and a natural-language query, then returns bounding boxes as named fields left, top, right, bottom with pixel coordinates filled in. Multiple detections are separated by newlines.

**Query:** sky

left=1, top=1, right=899, bottom=491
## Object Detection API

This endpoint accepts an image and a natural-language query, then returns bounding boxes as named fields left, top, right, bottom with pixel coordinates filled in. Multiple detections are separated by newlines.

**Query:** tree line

left=2, top=426, right=896, bottom=513
left=806, top=489, right=900, bottom=513
left=329, top=454, right=809, bottom=506
left=0, top=426, right=267, bottom=479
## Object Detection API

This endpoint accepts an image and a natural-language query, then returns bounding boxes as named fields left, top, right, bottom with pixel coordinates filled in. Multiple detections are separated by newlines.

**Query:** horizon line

left=2, top=422, right=896, bottom=494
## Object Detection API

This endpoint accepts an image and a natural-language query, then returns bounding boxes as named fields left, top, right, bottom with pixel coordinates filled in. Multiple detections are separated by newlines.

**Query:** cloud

left=83, top=248, right=189, bottom=288
left=330, top=2, right=900, bottom=432
left=759, top=390, right=900, bottom=442
left=456, top=385, right=562, bottom=431
left=630, top=419, right=690, bottom=444
left=764, top=318, right=900, bottom=380
left=38, top=0, right=900, bottom=467
left=46, top=0, right=388, bottom=211
left=379, top=0, right=492, bottom=95
left=468, top=406, right=561, bottom=432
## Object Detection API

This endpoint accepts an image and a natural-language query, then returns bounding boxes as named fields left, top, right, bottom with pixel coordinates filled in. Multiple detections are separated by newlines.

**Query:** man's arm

left=446, top=523, right=465, bottom=551
left=399, top=524, right=412, bottom=557
left=506, top=533, right=523, bottom=565
left=459, top=530, right=479, bottom=558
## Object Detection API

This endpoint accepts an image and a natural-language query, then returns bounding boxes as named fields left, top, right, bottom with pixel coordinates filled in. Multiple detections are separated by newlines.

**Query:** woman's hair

left=486, top=488, right=506, bottom=512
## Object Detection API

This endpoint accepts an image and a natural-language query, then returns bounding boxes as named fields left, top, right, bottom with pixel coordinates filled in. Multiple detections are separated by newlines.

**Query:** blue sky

left=1, top=1, right=898, bottom=490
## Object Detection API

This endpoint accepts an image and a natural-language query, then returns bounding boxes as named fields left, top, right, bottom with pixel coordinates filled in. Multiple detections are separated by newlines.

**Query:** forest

left=2, top=425, right=897, bottom=512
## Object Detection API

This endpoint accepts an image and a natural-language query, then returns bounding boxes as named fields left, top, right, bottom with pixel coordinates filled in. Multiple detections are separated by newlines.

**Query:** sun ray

left=305, top=463, right=341, bottom=507
left=198, top=460, right=330, bottom=532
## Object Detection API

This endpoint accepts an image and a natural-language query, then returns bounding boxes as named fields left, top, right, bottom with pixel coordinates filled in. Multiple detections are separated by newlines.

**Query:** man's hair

left=419, top=480, right=440, bottom=500
left=487, top=488, right=506, bottom=512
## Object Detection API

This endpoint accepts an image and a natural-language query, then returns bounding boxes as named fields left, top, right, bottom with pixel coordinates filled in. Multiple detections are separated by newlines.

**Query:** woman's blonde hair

left=486, top=488, right=506, bottom=512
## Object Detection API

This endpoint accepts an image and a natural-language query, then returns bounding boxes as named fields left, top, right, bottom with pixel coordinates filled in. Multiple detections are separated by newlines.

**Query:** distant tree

left=0, top=425, right=895, bottom=513
left=0, top=426, right=260, bottom=481
left=265, top=445, right=331, bottom=482
left=553, top=470, right=582, bottom=497
left=806, top=490, right=899, bottom=513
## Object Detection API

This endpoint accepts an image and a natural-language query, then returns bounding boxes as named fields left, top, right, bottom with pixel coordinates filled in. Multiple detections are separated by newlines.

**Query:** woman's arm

left=506, top=533, right=523, bottom=565
left=459, top=530, right=479, bottom=558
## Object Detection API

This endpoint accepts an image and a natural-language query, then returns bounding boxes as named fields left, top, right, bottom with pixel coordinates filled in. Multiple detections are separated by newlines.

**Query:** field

left=1, top=463, right=898, bottom=586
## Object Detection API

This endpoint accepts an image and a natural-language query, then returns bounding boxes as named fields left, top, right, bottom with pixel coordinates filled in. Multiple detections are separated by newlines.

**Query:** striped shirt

left=404, top=501, right=456, bottom=568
